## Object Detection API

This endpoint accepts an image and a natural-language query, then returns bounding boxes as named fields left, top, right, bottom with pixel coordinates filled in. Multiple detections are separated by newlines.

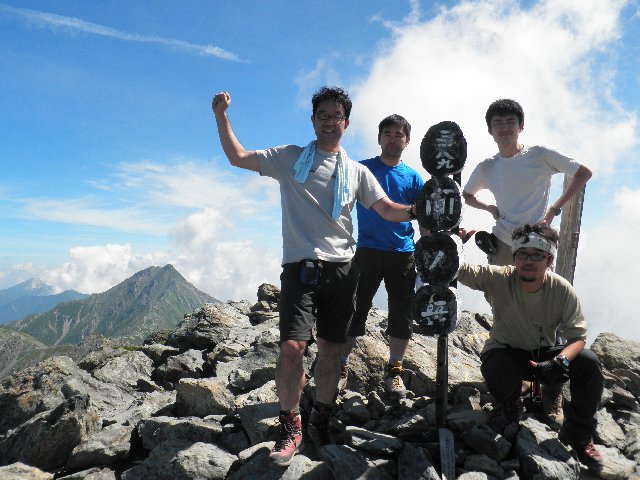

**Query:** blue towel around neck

left=293, top=141, right=351, bottom=220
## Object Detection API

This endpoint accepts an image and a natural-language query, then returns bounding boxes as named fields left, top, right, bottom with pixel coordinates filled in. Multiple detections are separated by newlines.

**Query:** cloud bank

left=347, top=0, right=638, bottom=340
left=2, top=0, right=638, bottom=342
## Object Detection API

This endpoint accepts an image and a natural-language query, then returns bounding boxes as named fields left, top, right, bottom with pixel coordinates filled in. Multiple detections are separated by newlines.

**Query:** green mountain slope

left=0, top=326, right=78, bottom=380
left=11, top=265, right=217, bottom=345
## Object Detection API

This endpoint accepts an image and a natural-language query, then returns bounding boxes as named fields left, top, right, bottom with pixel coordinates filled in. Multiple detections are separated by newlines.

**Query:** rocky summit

left=0, top=284, right=638, bottom=480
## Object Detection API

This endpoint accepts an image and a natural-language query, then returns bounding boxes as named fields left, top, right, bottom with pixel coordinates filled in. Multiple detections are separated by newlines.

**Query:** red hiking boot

left=269, top=411, right=303, bottom=466
left=558, top=429, right=603, bottom=473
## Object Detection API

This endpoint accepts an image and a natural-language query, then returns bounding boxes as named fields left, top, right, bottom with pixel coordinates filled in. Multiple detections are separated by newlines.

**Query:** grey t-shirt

left=256, top=145, right=387, bottom=264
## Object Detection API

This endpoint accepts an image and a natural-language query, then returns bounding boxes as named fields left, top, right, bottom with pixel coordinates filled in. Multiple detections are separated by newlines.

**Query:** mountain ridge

left=0, top=289, right=89, bottom=324
left=10, top=264, right=218, bottom=346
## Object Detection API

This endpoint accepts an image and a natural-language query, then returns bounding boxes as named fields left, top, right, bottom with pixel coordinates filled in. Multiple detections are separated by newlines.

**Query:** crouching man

left=457, top=223, right=604, bottom=472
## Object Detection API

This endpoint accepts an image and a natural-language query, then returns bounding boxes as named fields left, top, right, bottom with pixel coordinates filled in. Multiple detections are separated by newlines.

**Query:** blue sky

left=1, top=0, right=639, bottom=341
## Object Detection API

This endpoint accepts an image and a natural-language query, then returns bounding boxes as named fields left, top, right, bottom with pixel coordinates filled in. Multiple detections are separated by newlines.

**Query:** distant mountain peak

left=11, top=265, right=218, bottom=345
left=0, top=278, right=58, bottom=302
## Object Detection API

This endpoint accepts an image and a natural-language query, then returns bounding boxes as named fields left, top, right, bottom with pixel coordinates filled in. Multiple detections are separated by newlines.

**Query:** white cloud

left=348, top=0, right=639, bottom=341
left=41, top=244, right=165, bottom=294
left=19, top=197, right=169, bottom=234
left=3, top=0, right=639, bottom=342
left=575, top=187, right=640, bottom=341
left=2, top=159, right=283, bottom=300
left=13, top=159, right=280, bottom=238
left=168, top=206, right=282, bottom=302
left=0, top=3, right=242, bottom=61
left=294, top=54, right=344, bottom=110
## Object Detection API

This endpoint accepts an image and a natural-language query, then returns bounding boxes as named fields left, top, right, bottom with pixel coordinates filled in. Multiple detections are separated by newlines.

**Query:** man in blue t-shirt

left=339, top=114, right=426, bottom=397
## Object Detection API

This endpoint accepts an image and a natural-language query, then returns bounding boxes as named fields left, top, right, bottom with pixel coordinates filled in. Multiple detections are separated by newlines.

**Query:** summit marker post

left=414, top=121, right=467, bottom=480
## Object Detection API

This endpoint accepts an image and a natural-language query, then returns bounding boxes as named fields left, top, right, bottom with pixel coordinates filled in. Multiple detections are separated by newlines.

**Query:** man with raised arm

left=212, top=87, right=417, bottom=465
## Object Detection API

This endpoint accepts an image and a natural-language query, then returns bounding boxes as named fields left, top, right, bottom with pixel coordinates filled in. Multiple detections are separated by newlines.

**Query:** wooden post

left=555, top=177, right=586, bottom=285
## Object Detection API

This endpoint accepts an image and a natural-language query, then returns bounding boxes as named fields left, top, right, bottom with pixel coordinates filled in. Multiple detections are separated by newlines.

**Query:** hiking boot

left=558, top=430, right=603, bottom=473
left=576, top=440, right=604, bottom=472
left=384, top=361, right=408, bottom=397
left=307, top=405, right=333, bottom=450
left=542, top=383, right=564, bottom=430
left=269, top=411, right=303, bottom=466
left=337, top=364, right=348, bottom=392
left=501, top=398, right=524, bottom=423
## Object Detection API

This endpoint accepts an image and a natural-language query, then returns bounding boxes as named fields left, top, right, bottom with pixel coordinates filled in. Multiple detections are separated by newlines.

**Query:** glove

left=532, top=358, right=569, bottom=385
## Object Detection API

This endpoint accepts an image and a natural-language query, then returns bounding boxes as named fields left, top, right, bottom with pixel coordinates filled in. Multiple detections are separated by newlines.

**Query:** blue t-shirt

left=356, top=157, right=424, bottom=252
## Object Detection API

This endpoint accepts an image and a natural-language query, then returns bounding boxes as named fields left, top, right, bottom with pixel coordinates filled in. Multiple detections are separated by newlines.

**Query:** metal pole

left=435, top=334, right=449, bottom=428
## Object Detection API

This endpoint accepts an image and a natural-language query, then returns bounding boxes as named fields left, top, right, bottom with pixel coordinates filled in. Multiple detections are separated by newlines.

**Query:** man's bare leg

left=339, top=336, right=357, bottom=361
left=388, top=336, right=410, bottom=362
left=386, top=336, right=411, bottom=396
left=314, top=338, right=342, bottom=404
left=275, top=340, right=307, bottom=411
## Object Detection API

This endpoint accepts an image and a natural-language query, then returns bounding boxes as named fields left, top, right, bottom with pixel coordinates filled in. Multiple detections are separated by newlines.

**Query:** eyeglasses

left=316, top=113, right=346, bottom=123
left=514, top=251, right=548, bottom=262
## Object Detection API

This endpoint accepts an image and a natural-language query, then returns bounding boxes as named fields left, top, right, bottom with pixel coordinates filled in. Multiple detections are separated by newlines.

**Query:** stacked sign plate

left=414, top=121, right=467, bottom=480
left=413, top=121, right=467, bottom=336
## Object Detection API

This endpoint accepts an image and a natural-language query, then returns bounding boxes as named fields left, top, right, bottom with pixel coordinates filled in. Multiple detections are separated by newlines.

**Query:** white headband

left=512, top=232, right=557, bottom=256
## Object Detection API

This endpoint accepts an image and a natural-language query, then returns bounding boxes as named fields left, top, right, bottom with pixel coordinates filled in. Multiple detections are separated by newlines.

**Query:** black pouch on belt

left=298, top=259, right=322, bottom=286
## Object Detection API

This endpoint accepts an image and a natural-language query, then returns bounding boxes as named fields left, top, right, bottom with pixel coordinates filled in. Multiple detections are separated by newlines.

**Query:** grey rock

left=590, top=332, right=640, bottom=374
left=139, top=343, right=180, bottom=366
left=58, top=467, right=117, bottom=479
left=167, top=303, right=251, bottom=351
left=457, top=473, right=489, bottom=480
left=609, top=384, right=639, bottom=410
left=256, top=283, right=280, bottom=306
left=0, top=394, right=101, bottom=470
left=318, top=444, right=396, bottom=479
left=342, top=392, right=371, bottom=425
left=397, top=442, right=440, bottom=479
left=155, top=348, right=205, bottom=383
left=515, top=418, right=579, bottom=480
left=450, top=311, right=491, bottom=357
left=66, top=423, right=134, bottom=470
left=596, top=445, right=638, bottom=480
left=462, top=423, right=512, bottom=461
left=92, top=350, right=154, bottom=392
left=345, top=426, right=403, bottom=455
left=366, top=391, right=387, bottom=419
left=0, top=462, right=53, bottom=479
left=596, top=408, right=627, bottom=450
left=447, top=409, right=490, bottom=431
left=463, top=453, right=504, bottom=477
left=624, top=425, right=640, bottom=462
left=136, top=415, right=224, bottom=451
left=122, top=440, right=236, bottom=480
left=236, top=381, right=280, bottom=445
left=453, top=385, right=482, bottom=411
left=175, top=377, right=233, bottom=416
left=0, top=356, right=133, bottom=434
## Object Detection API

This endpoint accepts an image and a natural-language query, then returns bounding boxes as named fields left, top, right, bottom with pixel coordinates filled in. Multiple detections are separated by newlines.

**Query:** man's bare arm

left=541, top=165, right=593, bottom=224
left=212, top=91, right=260, bottom=172
left=462, top=191, right=500, bottom=220
left=370, top=196, right=414, bottom=222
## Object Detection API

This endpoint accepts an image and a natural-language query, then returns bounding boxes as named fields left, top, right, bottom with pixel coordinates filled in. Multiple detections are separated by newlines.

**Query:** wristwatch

left=554, top=355, right=570, bottom=370
left=549, top=206, right=562, bottom=217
